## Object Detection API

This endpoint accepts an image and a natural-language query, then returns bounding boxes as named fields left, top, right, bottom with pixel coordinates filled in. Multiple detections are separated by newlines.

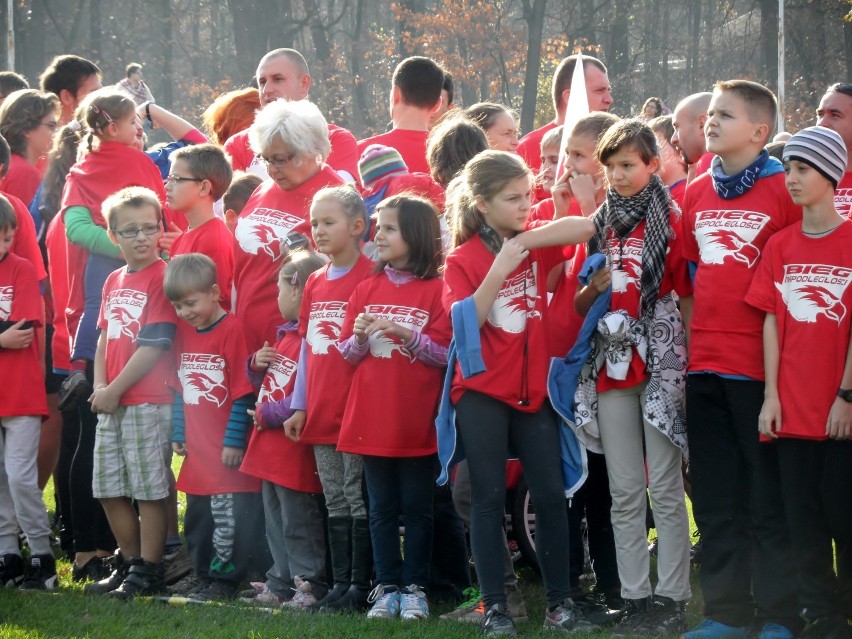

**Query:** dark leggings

left=455, top=390, right=571, bottom=609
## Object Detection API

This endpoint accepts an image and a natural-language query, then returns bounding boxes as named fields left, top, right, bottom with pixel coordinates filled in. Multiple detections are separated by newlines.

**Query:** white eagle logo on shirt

left=488, top=264, right=541, bottom=334
left=777, top=264, right=852, bottom=324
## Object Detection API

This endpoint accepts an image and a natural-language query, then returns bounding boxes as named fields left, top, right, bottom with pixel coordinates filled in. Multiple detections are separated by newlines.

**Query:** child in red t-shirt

left=163, top=253, right=260, bottom=601
left=574, top=120, right=692, bottom=633
left=338, top=195, right=451, bottom=620
left=648, top=116, right=688, bottom=210
left=283, top=186, right=374, bottom=612
left=746, top=126, right=852, bottom=636
left=165, top=144, right=235, bottom=310
left=0, top=197, right=54, bottom=590
left=84, top=187, right=176, bottom=599
left=241, top=249, right=327, bottom=608
left=442, top=150, right=593, bottom=634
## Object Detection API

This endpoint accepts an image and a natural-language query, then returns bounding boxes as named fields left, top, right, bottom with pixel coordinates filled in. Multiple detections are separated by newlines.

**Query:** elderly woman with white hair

left=232, top=98, right=343, bottom=350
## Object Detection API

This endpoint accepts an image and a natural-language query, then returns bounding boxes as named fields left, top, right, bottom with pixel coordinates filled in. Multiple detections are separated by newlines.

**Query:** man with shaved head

left=671, top=92, right=714, bottom=180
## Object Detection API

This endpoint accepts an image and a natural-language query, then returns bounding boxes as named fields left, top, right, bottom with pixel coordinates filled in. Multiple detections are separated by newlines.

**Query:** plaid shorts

left=92, top=403, right=172, bottom=501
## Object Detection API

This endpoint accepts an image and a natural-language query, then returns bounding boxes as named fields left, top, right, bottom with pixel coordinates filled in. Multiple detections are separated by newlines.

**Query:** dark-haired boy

left=38, top=55, right=101, bottom=125
left=356, top=56, right=445, bottom=174
left=681, top=80, right=801, bottom=639
left=166, top=144, right=235, bottom=310
left=746, top=125, right=852, bottom=639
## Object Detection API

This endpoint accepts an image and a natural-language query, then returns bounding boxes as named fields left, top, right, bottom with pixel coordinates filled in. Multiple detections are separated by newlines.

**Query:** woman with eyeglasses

left=0, top=89, right=60, bottom=207
left=232, top=98, right=345, bottom=351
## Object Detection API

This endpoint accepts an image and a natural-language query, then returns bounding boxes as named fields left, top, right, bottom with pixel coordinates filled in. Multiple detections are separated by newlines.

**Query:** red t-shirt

left=681, top=172, right=802, bottom=379
left=693, top=152, right=714, bottom=179
left=233, top=166, right=344, bottom=351
left=97, top=260, right=176, bottom=405
left=45, top=215, right=70, bottom=370
left=241, top=327, right=323, bottom=493
left=517, top=121, right=557, bottom=174
left=669, top=179, right=687, bottom=210
left=170, top=217, right=234, bottom=311
left=443, top=236, right=565, bottom=411
left=0, top=154, right=41, bottom=208
left=337, top=273, right=451, bottom=457
left=573, top=212, right=692, bottom=392
left=745, top=222, right=852, bottom=439
left=0, top=253, right=47, bottom=417
left=298, top=254, right=374, bottom=445
left=7, top=190, right=46, bottom=281
left=224, top=124, right=361, bottom=184
left=357, top=129, right=430, bottom=175
left=834, top=171, right=852, bottom=219
left=173, top=314, right=260, bottom=495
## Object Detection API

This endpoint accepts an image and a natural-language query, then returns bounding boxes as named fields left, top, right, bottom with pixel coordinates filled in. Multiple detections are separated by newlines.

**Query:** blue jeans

left=363, top=454, right=436, bottom=589
left=71, top=253, right=124, bottom=362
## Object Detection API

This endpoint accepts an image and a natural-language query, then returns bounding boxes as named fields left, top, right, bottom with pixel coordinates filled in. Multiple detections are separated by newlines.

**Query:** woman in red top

left=442, top=150, right=594, bottom=635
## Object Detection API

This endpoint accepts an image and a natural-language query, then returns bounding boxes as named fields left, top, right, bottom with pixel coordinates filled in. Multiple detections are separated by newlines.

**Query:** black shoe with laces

left=0, top=553, right=24, bottom=587
left=57, top=370, right=93, bottom=412
left=482, top=603, right=517, bottom=636
left=611, top=596, right=654, bottom=637
left=72, top=556, right=110, bottom=583
left=573, top=593, right=622, bottom=627
left=19, top=554, right=58, bottom=590
left=631, top=596, right=687, bottom=636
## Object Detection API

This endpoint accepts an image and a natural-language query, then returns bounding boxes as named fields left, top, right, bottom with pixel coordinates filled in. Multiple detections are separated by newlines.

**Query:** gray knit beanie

left=782, top=125, right=847, bottom=188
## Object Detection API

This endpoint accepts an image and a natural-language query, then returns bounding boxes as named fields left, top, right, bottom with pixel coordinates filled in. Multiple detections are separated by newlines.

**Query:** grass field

left=0, top=457, right=703, bottom=639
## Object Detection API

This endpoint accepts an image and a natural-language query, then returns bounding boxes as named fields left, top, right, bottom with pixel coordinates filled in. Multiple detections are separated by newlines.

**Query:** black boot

left=306, top=517, right=351, bottom=612
left=324, top=517, right=372, bottom=612
left=108, top=559, right=165, bottom=599
left=84, top=550, right=137, bottom=595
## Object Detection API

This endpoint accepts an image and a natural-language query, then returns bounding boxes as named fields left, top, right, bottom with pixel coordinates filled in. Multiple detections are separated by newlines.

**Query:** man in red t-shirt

left=357, top=56, right=445, bottom=175
left=671, top=93, right=714, bottom=182
left=39, top=55, right=102, bottom=126
left=516, top=54, right=613, bottom=175
left=223, top=48, right=359, bottom=184
left=816, top=83, right=852, bottom=218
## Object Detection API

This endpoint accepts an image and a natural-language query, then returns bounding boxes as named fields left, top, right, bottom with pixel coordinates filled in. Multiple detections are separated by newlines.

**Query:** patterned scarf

left=588, top=174, right=671, bottom=326
left=479, top=223, right=504, bottom=255
left=710, top=149, right=769, bottom=199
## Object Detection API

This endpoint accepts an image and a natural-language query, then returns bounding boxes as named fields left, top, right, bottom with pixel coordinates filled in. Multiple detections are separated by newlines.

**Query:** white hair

left=248, top=99, right=330, bottom=163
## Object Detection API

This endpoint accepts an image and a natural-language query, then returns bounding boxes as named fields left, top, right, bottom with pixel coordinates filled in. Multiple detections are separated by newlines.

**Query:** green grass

left=0, top=458, right=704, bottom=638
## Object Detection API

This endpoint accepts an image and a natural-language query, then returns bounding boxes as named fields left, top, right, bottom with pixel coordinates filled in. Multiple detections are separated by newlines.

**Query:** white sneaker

left=366, top=584, right=401, bottom=619
left=399, top=584, right=429, bottom=620
left=281, top=576, right=317, bottom=609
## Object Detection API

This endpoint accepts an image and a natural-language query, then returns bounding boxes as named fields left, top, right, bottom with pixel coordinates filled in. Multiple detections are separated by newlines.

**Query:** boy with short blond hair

left=0, top=195, right=54, bottom=590
left=681, top=80, right=801, bottom=639
left=163, top=253, right=261, bottom=601
left=85, top=186, right=176, bottom=599
left=166, top=144, right=235, bottom=309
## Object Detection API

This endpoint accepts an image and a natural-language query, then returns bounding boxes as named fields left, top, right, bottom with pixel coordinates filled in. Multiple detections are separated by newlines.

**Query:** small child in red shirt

left=164, top=253, right=261, bottom=601
left=0, top=195, right=53, bottom=589
left=85, top=187, right=176, bottom=599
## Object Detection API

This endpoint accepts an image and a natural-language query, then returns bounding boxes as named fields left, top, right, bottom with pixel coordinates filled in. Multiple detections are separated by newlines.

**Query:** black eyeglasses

left=113, top=225, right=161, bottom=239
left=166, top=174, right=205, bottom=184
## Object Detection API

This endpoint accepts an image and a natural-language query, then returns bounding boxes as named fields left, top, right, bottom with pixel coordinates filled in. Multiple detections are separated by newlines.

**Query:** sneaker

left=240, top=581, right=288, bottom=605
left=187, top=579, right=235, bottom=601
left=544, top=600, right=585, bottom=631
left=612, top=596, right=655, bottom=637
left=758, top=624, right=795, bottom=639
left=681, top=619, right=750, bottom=639
left=506, top=586, right=529, bottom=622
left=632, top=596, right=687, bottom=636
left=57, top=370, right=92, bottom=411
left=108, top=560, right=165, bottom=600
left=19, top=554, right=58, bottom=590
left=282, top=576, right=318, bottom=609
left=162, top=545, right=193, bottom=585
left=440, top=587, right=483, bottom=621
left=366, top=584, right=401, bottom=619
left=72, top=556, right=110, bottom=583
left=573, top=593, right=621, bottom=627
left=0, top=554, right=24, bottom=587
left=482, top=603, right=517, bottom=636
left=400, top=584, right=429, bottom=620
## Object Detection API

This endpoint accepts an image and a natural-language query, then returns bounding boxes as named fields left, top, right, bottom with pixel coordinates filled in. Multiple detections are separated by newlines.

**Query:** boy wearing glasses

left=816, top=83, right=852, bottom=219
left=166, top=144, right=235, bottom=310
left=87, top=186, right=176, bottom=599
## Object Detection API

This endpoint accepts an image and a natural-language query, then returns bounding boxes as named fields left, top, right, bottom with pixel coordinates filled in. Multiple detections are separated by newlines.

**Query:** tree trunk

left=90, top=0, right=101, bottom=65
left=160, top=0, right=173, bottom=107
left=349, top=0, right=370, bottom=136
left=688, top=0, right=702, bottom=92
left=302, top=0, right=331, bottom=60
left=520, top=0, right=547, bottom=135
left=760, top=0, right=778, bottom=90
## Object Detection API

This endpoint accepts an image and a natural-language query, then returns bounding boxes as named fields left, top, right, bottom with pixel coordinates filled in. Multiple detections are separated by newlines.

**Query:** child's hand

left=89, top=384, right=121, bottom=414
left=758, top=396, right=782, bottom=439
left=551, top=171, right=573, bottom=219
left=353, top=313, right=376, bottom=345
left=172, top=442, right=187, bottom=456
left=221, top=446, right=244, bottom=467
left=364, top=317, right=412, bottom=343
left=826, top=397, right=852, bottom=440
left=158, top=221, right=182, bottom=254
left=568, top=172, right=601, bottom=216
left=283, top=410, right=306, bottom=442
left=0, top=319, right=34, bottom=349
left=493, top=237, right=529, bottom=279
left=588, top=266, right=611, bottom=293
left=252, top=341, right=276, bottom=370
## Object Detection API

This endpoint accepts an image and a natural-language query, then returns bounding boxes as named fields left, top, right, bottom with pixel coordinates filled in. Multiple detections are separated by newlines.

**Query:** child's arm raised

left=516, top=216, right=595, bottom=251
left=827, top=330, right=852, bottom=440
left=758, top=313, right=781, bottom=439
left=470, top=238, right=529, bottom=327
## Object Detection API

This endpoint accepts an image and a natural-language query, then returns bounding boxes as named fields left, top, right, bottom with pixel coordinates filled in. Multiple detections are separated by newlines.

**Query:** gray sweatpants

left=313, top=444, right=366, bottom=519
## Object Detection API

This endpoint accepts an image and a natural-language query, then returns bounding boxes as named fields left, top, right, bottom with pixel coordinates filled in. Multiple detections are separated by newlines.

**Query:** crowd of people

left=0, top=46, right=850, bottom=639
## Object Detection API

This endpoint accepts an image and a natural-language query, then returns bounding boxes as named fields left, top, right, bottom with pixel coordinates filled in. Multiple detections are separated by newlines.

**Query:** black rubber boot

left=324, top=517, right=372, bottom=612
left=84, top=551, right=137, bottom=595
left=108, top=559, right=165, bottom=599
left=306, top=517, right=352, bottom=612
